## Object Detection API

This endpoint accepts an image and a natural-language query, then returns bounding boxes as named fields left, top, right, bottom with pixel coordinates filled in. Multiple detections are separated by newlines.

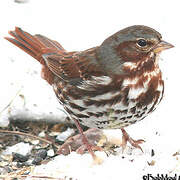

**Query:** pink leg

left=73, top=119, right=98, bottom=160
left=121, top=128, right=145, bottom=152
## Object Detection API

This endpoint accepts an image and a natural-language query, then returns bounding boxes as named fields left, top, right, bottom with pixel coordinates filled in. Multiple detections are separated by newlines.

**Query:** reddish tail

left=5, top=27, right=66, bottom=84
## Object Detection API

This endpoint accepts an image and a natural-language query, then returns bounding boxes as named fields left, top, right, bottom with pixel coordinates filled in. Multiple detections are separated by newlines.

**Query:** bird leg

left=71, top=119, right=103, bottom=163
left=121, top=128, right=145, bottom=152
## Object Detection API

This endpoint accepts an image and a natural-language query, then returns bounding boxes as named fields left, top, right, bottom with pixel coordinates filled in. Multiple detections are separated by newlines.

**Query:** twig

left=0, top=88, right=22, bottom=115
left=0, top=130, right=59, bottom=149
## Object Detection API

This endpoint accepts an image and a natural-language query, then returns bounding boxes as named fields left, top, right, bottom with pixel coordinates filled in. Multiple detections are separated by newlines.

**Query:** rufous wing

left=42, top=48, right=106, bottom=83
left=42, top=53, right=80, bottom=81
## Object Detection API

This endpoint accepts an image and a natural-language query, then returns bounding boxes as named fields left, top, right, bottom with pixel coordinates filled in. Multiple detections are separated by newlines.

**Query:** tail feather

left=6, top=30, right=39, bottom=61
left=35, top=34, right=66, bottom=52
left=5, top=27, right=66, bottom=85
left=5, top=27, right=66, bottom=65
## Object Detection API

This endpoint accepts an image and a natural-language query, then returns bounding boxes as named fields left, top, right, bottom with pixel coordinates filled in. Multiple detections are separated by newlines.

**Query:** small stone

left=1, top=154, right=13, bottom=161
left=31, top=140, right=40, bottom=145
left=0, top=161, right=9, bottom=166
left=147, top=160, right=156, bottom=166
left=12, top=153, right=29, bottom=162
left=151, top=149, right=155, bottom=157
left=16, top=161, right=30, bottom=168
left=32, top=156, right=43, bottom=165
left=49, top=131, right=60, bottom=136
left=23, top=170, right=30, bottom=175
left=172, top=151, right=180, bottom=156
left=38, top=131, right=46, bottom=138
left=12, top=178, right=18, bottom=180
left=3, top=166, right=13, bottom=173
left=14, top=0, right=29, bottom=3
left=47, top=149, right=55, bottom=157
left=36, top=149, right=47, bottom=159
left=56, top=128, right=75, bottom=141
left=3, top=142, right=32, bottom=156
left=0, top=166, right=13, bottom=175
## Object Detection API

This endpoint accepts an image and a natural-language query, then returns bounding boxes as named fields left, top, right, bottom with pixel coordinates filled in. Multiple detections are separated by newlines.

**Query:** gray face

left=96, top=25, right=162, bottom=75
left=112, top=25, right=162, bottom=43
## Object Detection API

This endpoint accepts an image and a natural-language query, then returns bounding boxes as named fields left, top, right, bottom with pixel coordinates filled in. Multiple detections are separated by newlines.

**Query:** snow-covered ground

left=0, top=0, right=180, bottom=179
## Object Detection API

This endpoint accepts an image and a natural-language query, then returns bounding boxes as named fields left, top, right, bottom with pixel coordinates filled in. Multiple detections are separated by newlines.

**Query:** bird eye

left=137, top=39, right=147, bottom=47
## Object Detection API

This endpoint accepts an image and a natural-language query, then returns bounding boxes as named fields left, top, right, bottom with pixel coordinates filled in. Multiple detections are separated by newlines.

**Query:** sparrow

left=5, top=25, right=174, bottom=161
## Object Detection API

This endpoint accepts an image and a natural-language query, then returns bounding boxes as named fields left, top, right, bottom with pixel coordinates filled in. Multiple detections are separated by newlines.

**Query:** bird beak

left=153, top=40, right=174, bottom=53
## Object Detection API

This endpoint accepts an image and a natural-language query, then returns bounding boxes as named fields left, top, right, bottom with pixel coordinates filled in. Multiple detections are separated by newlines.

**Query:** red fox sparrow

left=5, top=25, right=173, bottom=161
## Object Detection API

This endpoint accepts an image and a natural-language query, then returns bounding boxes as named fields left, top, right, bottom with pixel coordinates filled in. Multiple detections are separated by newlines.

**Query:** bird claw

left=127, top=138, right=145, bottom=152
left=76, top=144, right=103, bottom=154
left=121, top=128, right=145, bottom=152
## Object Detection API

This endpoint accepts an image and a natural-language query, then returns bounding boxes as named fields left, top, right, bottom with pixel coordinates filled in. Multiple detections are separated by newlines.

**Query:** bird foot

left=76, top=144, right=103, bottom=154
left=121, top=128, right=145, bottom=152
left=57, top=128, right=104, bottom=156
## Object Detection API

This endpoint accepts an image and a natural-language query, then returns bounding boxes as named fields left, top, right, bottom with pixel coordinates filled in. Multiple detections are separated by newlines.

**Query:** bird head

left=96, top=25, right=174, bottom=76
